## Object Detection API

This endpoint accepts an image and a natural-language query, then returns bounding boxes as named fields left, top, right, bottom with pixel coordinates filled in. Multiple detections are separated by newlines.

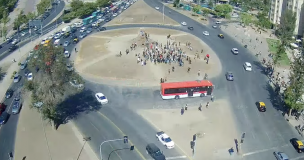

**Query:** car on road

left=215, top=21, right=221, bottom=24
left=291, top=138, right=304, bottom=153
left=5, top=89, right=13, bottom=99
left=273, top=151, right=289, bottom=160
left=54, top=33, right=61, bottom=39
left=9, top=45, right=18, bottom=52
left=231, top=48, right=239, bottom=55
left=24, top=69, right=30, bottom=76
left=218, top=34, right=224, bottom=39
left=225, top=72, right=234, bottom=81
left=48, top=34, right=54, bottom=40
left=0, top=44, right=2, bottom=49
left=12, top=98, right=21, bottom=114
left=13, top=73, right=21, bottom=83
left=243, top=62, right=252, bottom=71
left=98, top=27, right=107, bottom=31
left=203, top=31, right=209, bottom=36
left=11, top=39, right=20, bottom=45
left=105, top=18, right=111, bottom=22
left=181, top=22, right=187, bottom=26
left=146, top=143, right=166, bottom=160
left=66, top=63, right=74, bottom=71
left=113, top=13, right=117, bottom=17
left=79, top=33, right=87, bottom=39
left=20, top=61, right=27, bottom=70
left=21, top=31, right=27, bottom=36
left=80, top=27, right=86, bottom=33
left=63, top=32, right=70, bottom=38
left=64, top=51, right=70, bottom=58
left=73, top=36, right=79, bottom=43
left=256, top=102, right=266, bottom=112
left=156, top=131, right=175, bottom=149
left=95, top=93, right=108, bottom=104
left=155, top=7, right=159, bottom=10
left=212, top=25, right=217, bottom=28
left=92, top=22, right=98, bottom=27
left=27, top=72, right=33, bottom=81
left=69, top=80, right=84, bottom=89
left=0, top=112, right=9, bottom=125
left=63, top=41, right=70, bottom=47
left=0, top=103, right=6, bottom=115
left=86, top=28, right=93, bottom=34
left=188, top=26, right=194, bottom=30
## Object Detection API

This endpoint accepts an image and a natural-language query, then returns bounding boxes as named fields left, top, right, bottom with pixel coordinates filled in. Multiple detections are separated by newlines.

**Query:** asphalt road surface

left=0, top=0, right=303, bottom=159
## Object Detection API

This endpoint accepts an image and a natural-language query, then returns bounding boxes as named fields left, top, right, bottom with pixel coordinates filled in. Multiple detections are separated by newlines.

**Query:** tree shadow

left=264, top=81, right=287, bottom=114
left=55, top=89, right=101, bottom=129
left=0, top=67, right=7, bottom=81
left=252, top=61, right=268, bottom=75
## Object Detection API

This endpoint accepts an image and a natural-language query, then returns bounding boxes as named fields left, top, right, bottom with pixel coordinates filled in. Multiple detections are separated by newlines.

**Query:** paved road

left=0, top=0, right=303, bottom=159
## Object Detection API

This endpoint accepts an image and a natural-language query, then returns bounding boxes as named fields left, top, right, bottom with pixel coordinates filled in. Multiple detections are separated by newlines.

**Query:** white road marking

left=90, top=122, right=100, bottom=132
left=265, top=131, right=271, bottom=141
left=7, top=97, right=15, bottom=114
left=290, top=155, right=304, bottom=160
left=251, top=132, right=256, bottom=139
left=243, top=143, right=290, bottom=156
left=166, top=156, right=187, bottom=159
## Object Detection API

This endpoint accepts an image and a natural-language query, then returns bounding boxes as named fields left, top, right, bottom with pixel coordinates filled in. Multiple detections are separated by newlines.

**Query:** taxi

left=218, top=34, right=224, bottom=39
left=257, top=102, right=266, bottom=112
left=73, top=36, right=79, bottom=43
left=291, top=138, right=304, bottom=153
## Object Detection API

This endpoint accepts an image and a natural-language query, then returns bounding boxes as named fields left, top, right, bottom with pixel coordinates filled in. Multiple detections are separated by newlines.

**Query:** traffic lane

left=74, top=111, right=142, bottom=160
left=42, top=1, right=65, bottom=26
left=0, top=112, right=19, bottom=160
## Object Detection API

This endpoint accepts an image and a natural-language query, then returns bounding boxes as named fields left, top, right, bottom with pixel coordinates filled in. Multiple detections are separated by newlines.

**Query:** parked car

left=8, top=45, right=18, bottom=52
left=0, top=103, right=6, bottom=116
left=11, top=39, right=20, bottom=45
left=5, top=89, right=13, bottom=99
left=79, top=33, right=86, bottom=39
left=13, top=73, right=21, bottom=83
left=146, top=143, right=166, bottom=160
left=64, top=51, right=70, bottom=58
left=27, top=73, right=33, bottom=81
left=20, top=61, right=27, bottom=70
left=0, top=112, right=9, bottom=125
left=63, top=41, right=70, bottom=47
left=188, top=27, right=194, bottom=30
left=98, top=27, right=106, bottom=31
left=12, top=98, right=21, bottom=114
left=86, top=28, right=93, bottom=34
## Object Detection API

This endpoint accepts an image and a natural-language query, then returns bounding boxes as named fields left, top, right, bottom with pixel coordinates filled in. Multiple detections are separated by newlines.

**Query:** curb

left=104, top=23, right=181, bottom=27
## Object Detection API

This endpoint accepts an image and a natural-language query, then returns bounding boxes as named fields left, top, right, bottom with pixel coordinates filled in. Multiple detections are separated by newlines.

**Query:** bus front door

left=206, top=86, right=213, bottom=95
left=188, top=88, right=194, bottom=97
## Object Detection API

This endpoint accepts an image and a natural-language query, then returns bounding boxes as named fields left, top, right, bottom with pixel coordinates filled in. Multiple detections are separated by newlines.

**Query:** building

left=269, top=0, right=304, bottom=36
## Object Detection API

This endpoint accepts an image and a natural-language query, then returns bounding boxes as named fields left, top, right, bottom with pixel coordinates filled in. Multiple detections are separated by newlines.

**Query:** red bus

left=160, top=80, right=214, bottom=100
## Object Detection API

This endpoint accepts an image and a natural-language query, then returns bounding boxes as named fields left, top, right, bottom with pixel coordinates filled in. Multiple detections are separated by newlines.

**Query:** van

left=146, top=143, right=166, bottom=160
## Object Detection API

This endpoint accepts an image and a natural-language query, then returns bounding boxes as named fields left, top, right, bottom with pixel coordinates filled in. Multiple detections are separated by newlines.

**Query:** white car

left=203, top=31, right=209, bottom=36
left=80, top=27, right=86, bottom=33
left=27, top=73, right=33, bottom=81
left=64, top=51, right=70, bottom=58
left=48, top=34, right=54, bottom=40
left=181, top=22, right=187, bottom=26
left=54, top=33, right=61, bottom=39
left=113, top=13, right=117, bottom=17
left=95, top=93, right=108, bottom=104
left=92, top=22, right=98, bottom=27
left=215, top=21, right=221, bottom=24
left=41, top=40, right=46, bottom=44
left=231, top=48, right=239, bottom=54
left=244, top=62, right=252, bottom=71
left=212, top=25, right=217, bottom=28
left=155, top=7, right=159, bottom=10
left=156, top=131, right=175, bottom=149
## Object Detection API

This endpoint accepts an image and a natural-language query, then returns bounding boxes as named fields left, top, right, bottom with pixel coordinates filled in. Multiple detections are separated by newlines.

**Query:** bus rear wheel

left=200, top=93, right=205, bottom=97
left=175, top=96, right=180, bottom=99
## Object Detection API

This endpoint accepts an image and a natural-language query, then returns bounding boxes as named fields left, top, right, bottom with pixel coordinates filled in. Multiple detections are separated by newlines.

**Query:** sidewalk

left=14, top=94, right=98, bottom=160
left=0, top=19, right=98, bottom=160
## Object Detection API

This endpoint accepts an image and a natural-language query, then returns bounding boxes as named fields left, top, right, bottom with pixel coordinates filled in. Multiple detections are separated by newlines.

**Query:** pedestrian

left=120, top=51, right=122, bottom=56
left=198, top=103, right=202, bottom=111
left=185, top=104, right=188, bottom=110
left=160, top=78, right=163, bottom=83
left=206, top=102, right=209, bottom=108
left=75, top=47, right=77, bottom=52
left=198, top=70, right=200, bottom=76
left=172, top=66, right=175, bottom=72
left=12, top=59, right=16, bottom=63
left=211, top=95, right=214, bottom=102
left=187, top=67, right=191, bottom=73
left=181, top=107, right=184, bottom=115
left=228, top=147, right=234, bottom=155
left=168, top=69, right=170, bottom=74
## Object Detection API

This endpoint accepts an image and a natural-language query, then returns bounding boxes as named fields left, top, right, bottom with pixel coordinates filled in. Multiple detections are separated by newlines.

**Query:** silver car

left=226, top=72, right=234, bottom=81
left=13, top=74, right=21, bottom=83
left=273, top=152, right=289, bottom=160
left=20, top=61, right=27, bottom=70
left=12, top=99, right=21, bottom=114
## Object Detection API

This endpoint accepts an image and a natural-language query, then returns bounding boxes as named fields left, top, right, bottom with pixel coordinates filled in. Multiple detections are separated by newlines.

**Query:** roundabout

left=74, top=28, right=221, bottom=87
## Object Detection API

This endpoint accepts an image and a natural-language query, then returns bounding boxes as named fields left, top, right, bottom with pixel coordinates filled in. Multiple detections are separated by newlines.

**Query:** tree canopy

left=276, top=10, right=296, bottom=43
left=24, top=44, right=84, bottom=127
left=214, top=4, right=232, bottom=18
left=240, top=13, right=253, bottom=26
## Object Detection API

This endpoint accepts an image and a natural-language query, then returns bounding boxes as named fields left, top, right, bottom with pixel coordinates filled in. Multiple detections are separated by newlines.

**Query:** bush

left=13, top=71, right=17, bottom=74
left=18, top=62, right=21, bottom=66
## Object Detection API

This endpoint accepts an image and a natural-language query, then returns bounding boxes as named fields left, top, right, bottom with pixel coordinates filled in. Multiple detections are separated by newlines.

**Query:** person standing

left=211, top=95, right=214, bottom=102
left=198, top=103, right=202, bottom=111
left=185, top=104, right=188, bottom=110
left=181, top=107, right=185, bottom=115
left=206, top=102, right=209, bottom=108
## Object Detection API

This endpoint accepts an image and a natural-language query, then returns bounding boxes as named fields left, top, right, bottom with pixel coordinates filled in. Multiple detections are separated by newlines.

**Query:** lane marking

left=138, top=115, right=193, bottom=160
left=97, top=111, right=146, bottom=160
left=90, top=122, right=122, bottom=160
left=166, top=156, right=187, bottom=159
left=291, top=155, right=304, bottom=160
left=243, top=143, right=290, bottom=156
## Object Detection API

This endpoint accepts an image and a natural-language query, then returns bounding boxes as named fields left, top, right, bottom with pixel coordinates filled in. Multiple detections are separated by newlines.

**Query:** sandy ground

left=74, top=28, right=222, bottom=87
left=104, top=0, right=179, bottom=26
left=165, top=4, right=209, bottom=25
left=137, top=98, right=239, bottom=159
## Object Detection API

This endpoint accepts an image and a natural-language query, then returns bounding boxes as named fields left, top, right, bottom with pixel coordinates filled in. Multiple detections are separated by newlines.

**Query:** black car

left=0, top=112, right=9, bottom=125
left=0, top=45, right=2, bottom=49
left=6, top=37, right=13, bottom=44
left=188, top=27, right=194, bottom=30
left=5, top=89, right=13, bottom=99
left=63, top=32, right=70, bottom=38
left=98, top=27, right=106, bottom=31
left=146, top=143, right=166, bottom=160
left=8, top=45, right=18, bottom=52
left=105, top=18, right=111, bottom=22
left=71, top=27, right=77, bottom=33
left=291, top=138, right=304, bottom=153
left=24, top=69, right=30, bottom=76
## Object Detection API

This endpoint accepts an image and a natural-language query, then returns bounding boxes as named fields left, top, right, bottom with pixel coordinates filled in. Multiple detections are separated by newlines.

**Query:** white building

left=269, top=0, right=304, bottom=36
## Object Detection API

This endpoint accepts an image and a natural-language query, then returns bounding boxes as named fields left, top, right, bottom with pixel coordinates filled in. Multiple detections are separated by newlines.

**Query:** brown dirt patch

left=104, top=0, right=179, bottom=26
left=75, top=28, right=222, bottom=87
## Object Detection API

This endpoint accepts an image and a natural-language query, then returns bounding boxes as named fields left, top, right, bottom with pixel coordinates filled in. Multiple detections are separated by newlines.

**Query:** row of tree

left=62, top=0, right=111, bottom=23
left=24, top=44, right=84, bottom=129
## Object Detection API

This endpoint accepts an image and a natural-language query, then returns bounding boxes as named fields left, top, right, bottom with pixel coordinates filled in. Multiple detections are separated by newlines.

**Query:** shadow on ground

left=264, top=79, right=287, bottom=114
left=0, top=67, right=7, bottom=81
left=55, top=89, right=101, bottom=129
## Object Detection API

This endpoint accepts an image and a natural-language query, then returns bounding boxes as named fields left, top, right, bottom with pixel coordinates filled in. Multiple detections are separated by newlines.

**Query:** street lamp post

left=99, top=136, right=128, bottom=160
left=107, top=147, right=133, bottom=160
left=77, top=137, right=91, bottom=160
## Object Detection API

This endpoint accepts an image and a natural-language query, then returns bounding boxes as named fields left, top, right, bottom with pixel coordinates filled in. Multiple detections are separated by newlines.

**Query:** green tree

left=276, top=9, right=296, bottom=42
left=273, top=43, right=285, bottom=65
left=96, top=0, right=110, bottom=8
left=2, top=24, right=7, bottom=39
left=214, top=4, right=232, bottom=18
left=1, top=9, right=10, bottom=25
left=284, top=52, right=304, bottom=116
left=256, top=12, right=272, bottom=29
left=173, top=0, right=180, bottom=8
left=77, top=2, right=97, bottom=19
left=26, top=12, right=36, bottom=21
left=240, top=13, right=252, bottom=26
left=201, top=8, right=211, bottom=16
left=25, top=44, right=84, bottom=129
left=71, top=0, right=84, bottom=12
left=0, top=67, right=5, bottom=81
left=13, top=10, right=27, bottom=30
left=208, top=1, right=213, bottom=8
left=36, top=0, right=51, bottom=15
left=192, top=5, right=201, bottom=13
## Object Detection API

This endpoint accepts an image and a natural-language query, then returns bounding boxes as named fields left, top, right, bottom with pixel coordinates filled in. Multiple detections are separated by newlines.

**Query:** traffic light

left=130, top=145, right=134, bottom=150
left=124, top=136, right=128, bottom=143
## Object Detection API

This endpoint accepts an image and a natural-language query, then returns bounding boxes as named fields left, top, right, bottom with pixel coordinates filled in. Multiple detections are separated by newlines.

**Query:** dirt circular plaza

left=74, top=28, right=222, bottom=87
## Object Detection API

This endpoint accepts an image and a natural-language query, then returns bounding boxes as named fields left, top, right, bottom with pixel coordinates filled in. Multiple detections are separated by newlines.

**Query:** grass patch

left=266, top=38, right=290, bottom=66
